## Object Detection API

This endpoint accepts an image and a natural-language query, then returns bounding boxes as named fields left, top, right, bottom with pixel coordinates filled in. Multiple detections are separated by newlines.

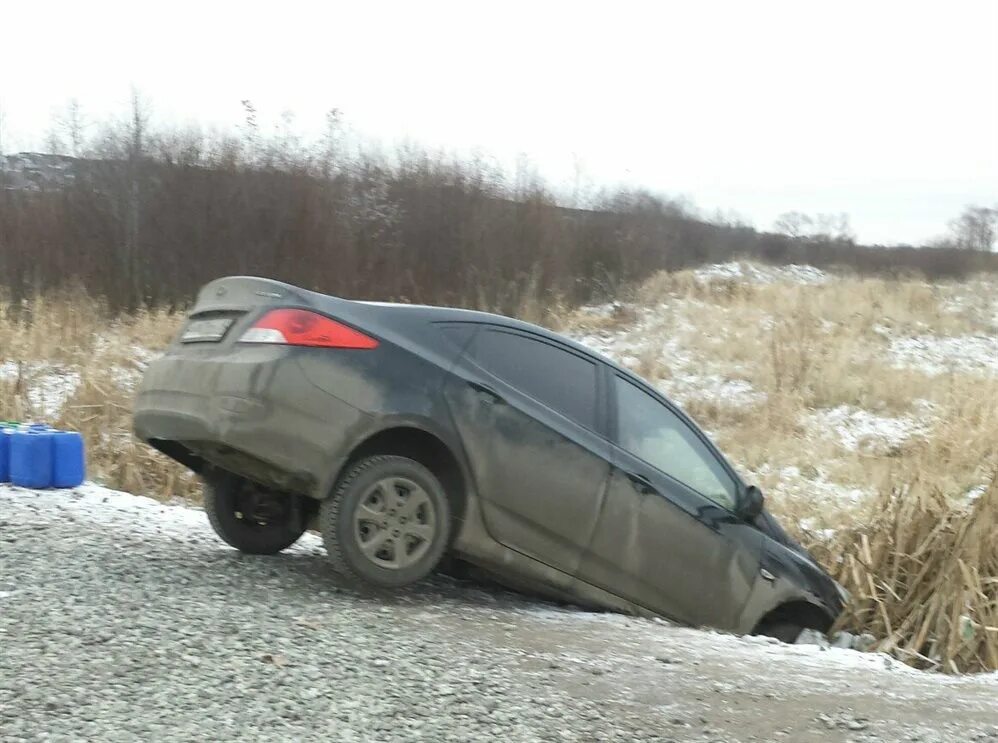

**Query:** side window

left=472, top=329, right=597, bottom=430
left=614, top=376, right=737, bottom=509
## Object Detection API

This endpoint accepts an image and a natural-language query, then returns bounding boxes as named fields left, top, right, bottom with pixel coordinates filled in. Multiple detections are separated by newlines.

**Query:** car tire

left=203, top=473, right=307, bottom=555
left=320, top=455, right=451, bottom=588
left=756, top=621, right=805, bottom=644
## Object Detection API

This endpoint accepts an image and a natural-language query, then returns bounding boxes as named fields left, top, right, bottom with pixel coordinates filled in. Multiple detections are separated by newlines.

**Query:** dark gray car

left=134, top=276, right=845, bottom=641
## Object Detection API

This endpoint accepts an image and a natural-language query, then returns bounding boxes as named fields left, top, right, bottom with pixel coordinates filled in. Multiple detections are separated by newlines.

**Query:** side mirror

left=739, top=485, right=765, bottom=521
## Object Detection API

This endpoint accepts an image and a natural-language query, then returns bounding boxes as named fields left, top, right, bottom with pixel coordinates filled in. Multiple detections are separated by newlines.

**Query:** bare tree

left=59, top=99, right=87, bottom=157
left=122, top=88, right=149, bottom=309
left=318, top=107, right=343, bottom=177
left=774, top=211, right=853, bottom=242
left=812, top=213, right=854, bottom=243
left=949, top=205, right=998, bottom=252
left=240, top=99, right=259, bottom=165
left=773, top=211, right=813, bottom=239
left=3, top=98, right=997, bottom=315
left=43, top=129, right=66, bottom=154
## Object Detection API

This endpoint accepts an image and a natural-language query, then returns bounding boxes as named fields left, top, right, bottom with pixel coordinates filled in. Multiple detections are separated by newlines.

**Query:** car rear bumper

left=133, top=345, right=366, bottom=497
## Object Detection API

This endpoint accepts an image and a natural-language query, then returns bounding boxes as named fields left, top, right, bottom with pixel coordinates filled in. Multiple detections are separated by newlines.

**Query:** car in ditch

left=133, top=276, right=846, bottom=641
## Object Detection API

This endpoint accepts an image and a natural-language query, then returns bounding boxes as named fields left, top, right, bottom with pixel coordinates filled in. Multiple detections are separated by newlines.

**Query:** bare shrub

left=3, top=108, right=998, bottom=318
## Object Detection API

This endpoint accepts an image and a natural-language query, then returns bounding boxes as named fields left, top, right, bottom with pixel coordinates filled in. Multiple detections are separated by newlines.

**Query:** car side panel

left=442, top=339, right=611, bottom=580
left=736, top=538, right=841, bottom=634
left=575, top=365, right=763, bottom=630
left=577, top=447, right=763, bottom=629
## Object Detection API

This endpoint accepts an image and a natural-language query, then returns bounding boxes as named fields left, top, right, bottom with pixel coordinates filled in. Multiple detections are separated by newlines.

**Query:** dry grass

left=3, top=265, right=997, bottom=672
left=816, top=476, right=997, bottom=674
left=0, top=289, right=191, bottom=500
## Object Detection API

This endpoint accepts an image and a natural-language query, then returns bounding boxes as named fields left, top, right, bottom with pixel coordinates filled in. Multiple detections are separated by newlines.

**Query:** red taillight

left=239, top=309, right=379, bottom=349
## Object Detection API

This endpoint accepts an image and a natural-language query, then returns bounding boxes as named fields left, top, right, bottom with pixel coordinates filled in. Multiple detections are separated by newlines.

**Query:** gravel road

left=1, top=485, right=996, bottom=743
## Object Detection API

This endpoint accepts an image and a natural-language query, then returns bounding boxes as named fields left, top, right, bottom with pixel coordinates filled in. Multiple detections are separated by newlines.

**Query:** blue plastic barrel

left=0, top=427, right=13, bottom=483
left=10, top=429, right=55, bottom=489
left=52, top=431, right=86, bottom=488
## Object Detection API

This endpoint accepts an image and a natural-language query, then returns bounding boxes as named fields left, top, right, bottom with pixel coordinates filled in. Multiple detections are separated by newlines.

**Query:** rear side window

left=472, top=329, right=597, bottom=430
left=614, top=376, right=737, bottom=509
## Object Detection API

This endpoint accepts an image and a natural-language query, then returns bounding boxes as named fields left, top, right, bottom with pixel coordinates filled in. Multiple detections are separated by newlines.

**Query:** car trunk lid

left=178, top=277, right=316, bottom=345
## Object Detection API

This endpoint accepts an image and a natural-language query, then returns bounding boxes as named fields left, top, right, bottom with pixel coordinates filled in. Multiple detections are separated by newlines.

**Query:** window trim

left=607, top=370, right=743, bottom=506
left=467, top=325, right=608, bottom=437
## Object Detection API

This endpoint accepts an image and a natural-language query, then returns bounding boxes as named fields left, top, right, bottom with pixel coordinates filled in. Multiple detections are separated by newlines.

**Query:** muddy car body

left=134, top=276, right=844, bottom=639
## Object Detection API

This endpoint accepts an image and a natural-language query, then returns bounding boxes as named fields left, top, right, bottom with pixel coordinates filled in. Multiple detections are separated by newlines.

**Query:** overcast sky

left=2, top=0, right=995, bottom=245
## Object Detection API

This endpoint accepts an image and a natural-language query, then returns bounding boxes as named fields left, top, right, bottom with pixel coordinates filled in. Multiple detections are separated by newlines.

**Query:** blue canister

left=52, top=431, right=86, bottom=488
left=0, top=427, right=13, bottom=483
left=10, top=429, right=55, bottom=489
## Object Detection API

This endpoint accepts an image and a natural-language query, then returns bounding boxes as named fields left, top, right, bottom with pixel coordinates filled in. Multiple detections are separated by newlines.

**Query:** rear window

left=471, top=329, right=597, bottom=429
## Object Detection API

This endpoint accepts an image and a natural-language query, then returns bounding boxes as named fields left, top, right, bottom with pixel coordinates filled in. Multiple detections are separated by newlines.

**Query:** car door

left=576, top=373, right=763, bottom=630
left=443, top=326, right=611, bottom=578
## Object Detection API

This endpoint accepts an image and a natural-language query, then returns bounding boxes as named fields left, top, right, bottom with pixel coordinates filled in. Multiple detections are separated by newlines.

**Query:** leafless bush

left=3, top=105, right=996, bottom=313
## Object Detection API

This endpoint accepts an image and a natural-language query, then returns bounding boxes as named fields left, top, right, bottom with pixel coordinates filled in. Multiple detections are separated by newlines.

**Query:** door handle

left=468, top=381, right=504, bottom=405
left=625, top=471, right=656, bottom=493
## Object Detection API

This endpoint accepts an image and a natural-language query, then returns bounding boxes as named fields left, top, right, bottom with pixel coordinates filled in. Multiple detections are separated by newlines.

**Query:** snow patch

left=569, top=303, right=766, bottom=411
left=693, top=262, right=828, bottom=285
left=0, top=361, right=81, bottom=419
left=659, top=374, right=766, bottom=409
left=806, top=405, right=932, bottom=454
left=0, top=482, right=326, bottom=554
left=753, top=463, right=873, bottom=506
left=885, top=334, right=998, bottom=377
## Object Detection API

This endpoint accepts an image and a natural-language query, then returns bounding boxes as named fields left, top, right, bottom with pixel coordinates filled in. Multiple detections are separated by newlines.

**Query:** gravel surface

left=1, top=485, right=996, bottom=742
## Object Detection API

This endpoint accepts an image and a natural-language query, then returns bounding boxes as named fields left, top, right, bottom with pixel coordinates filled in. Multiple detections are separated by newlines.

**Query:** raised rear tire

left=203, top=473, right=307, bottom=555
left=320, top=455, right=451, bottom=588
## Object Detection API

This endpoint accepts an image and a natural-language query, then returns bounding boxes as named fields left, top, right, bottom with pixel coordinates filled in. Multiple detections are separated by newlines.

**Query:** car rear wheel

left=203, top=473, right=308, bottom=554
left=320, top=455, right=451, bottom=588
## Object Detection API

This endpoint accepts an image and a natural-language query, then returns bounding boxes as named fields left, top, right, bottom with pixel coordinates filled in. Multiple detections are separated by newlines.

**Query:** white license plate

left=181, top=317, right=234, bottom=343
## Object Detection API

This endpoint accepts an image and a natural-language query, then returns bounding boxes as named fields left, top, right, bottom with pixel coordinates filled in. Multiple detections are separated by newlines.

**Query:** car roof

left=355, top=299, right=627, bottom=371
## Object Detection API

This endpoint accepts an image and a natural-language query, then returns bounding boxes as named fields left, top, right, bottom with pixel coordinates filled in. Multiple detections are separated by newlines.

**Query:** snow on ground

left=884, top=333, right=998, bottom=377
left=805, top=405, right=933, bottom=455
left=0, top=361, right=81, bottom=419
left=751, top=463, right=873, bottom=506
left=1, top=335, right=159, bottom=420
left=661, top=374, right=765, bottom=409
left=28, top=481, right=218, bottom=538
left=568, top=304, right=766, bottom=412
left=693, top=261, right=829, bottom=285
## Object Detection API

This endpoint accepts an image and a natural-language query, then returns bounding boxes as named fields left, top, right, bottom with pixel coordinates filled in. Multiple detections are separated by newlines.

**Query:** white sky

left=1, top=0, right=996, bottom=245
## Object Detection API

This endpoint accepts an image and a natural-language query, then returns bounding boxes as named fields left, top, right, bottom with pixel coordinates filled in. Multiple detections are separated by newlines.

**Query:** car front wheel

left=203, top=473, right=308, bottom=554
left=320, top=455, right=451, bottom=588
left=755, top=621, right=805, bottom=644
